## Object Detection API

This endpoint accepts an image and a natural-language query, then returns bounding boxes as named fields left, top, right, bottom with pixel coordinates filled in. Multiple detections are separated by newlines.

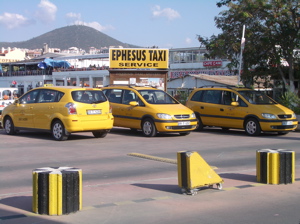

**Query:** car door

left=197, top=90, right=223, bottom=126
left=105, top=89, right=123, bottom=126
left=219, top=90, right=249, bottom=128
left=117, top=90, right=140, bottom=128
left=13, top=89, right=39, bottom=128
left=33, top=89, right=58, bottom=130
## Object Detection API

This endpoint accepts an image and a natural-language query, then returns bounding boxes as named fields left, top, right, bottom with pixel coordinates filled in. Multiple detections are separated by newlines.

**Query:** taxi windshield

left=138, top=89, right=178, bottom=104
left=238, top=90, right=276, bottom=105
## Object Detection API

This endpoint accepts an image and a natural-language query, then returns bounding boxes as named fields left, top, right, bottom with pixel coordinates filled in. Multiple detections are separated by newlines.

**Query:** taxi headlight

left=262, top=113, right=276, bottom=119
left=292, top=113, right=296, bottom=118
left=191, top=113, right=196, bottom=118
left=157, top=113, right=172, bottom=119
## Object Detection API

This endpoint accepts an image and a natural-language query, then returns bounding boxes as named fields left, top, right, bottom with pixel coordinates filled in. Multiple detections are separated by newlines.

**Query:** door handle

left=220, top=108, right=224, bottom=111
left=200, top=106, right=204, bottom=109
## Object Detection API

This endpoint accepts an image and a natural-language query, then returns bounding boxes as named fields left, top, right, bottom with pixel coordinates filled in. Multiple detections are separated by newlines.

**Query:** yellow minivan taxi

left=101, top=85, right=197, bottom=137
left=1, top=86, right=114, bottom=140
left=185, top=86, right=298, bottom=136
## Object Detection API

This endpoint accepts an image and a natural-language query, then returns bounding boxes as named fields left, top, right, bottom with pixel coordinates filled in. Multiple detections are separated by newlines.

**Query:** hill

left=0, top=25, right=140, bottom=52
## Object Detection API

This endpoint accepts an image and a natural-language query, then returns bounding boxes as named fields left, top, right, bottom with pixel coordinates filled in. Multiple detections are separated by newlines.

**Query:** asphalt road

left=0, top=127, right=300, bottom=224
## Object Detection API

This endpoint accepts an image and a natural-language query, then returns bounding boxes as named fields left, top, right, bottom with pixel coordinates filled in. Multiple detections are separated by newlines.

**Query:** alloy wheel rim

left=143, top=121, right=152, bottom=135
left=247, top=121, right=256, bottom=134
left=5, top=120, right=11, bottom=133
left=53, top=123, right=62, bottom=139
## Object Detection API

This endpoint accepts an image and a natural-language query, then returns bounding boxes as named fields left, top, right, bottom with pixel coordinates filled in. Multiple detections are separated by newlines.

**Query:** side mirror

left=231, top=102, right=239, bottom=106
left=129, top=101, right=139, bottom=106
left=14, top=99, right=20, bottom=105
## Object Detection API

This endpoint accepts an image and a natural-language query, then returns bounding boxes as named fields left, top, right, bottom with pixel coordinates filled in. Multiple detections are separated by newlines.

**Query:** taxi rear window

left=72, top=90, right=107, bottom=104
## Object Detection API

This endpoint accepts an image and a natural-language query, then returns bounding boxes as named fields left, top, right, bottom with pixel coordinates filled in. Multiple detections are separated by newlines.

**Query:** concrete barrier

left=32, top=167, right=82, bottom=215
left=256, top=149, right=295, bottom=184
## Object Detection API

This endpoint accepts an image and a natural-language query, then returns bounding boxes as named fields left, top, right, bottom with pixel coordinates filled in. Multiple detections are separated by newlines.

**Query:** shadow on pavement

left=0, top=196, right=32, bottom=212
left=132, top=183, right=182, bottom=194
left=220, top=173, right=257, bottom=183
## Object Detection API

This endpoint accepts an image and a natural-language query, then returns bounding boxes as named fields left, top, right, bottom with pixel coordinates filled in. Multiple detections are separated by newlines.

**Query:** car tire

left=245, top=118, right=261, bottom=136
left=52, top=120, right=69, bottom=141
left=4, top=117, right=17, bottom=135
left=195, top=115, right=204, bottom=131
left=92, top=130, right=108, bottom=138
left=142, top=118, right=157, bottom=137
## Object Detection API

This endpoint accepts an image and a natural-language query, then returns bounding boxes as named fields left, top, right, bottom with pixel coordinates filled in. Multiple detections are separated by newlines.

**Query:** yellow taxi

left=185, top=86, right=298, bottom=136
left=1, top=86, right=114, bottom=140
left=101, top=85, right=197, bottom=137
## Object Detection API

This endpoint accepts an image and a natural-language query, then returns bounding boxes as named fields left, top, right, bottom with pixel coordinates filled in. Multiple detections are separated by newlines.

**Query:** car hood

left=149, top=104, right=193, bottom=115
left=254, top=104, right=294, bottom=115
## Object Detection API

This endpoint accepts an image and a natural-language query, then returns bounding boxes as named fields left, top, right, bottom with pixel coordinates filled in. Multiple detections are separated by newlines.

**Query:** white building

left=0, top=47, right=238, bottom=96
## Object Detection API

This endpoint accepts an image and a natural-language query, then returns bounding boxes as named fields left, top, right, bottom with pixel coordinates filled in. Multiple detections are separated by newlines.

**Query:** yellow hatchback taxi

left=1, top=86, right=114, bottom=140
left=185, top=86, right=298, bottom=136
left=101, top=85, right=197, bottom=137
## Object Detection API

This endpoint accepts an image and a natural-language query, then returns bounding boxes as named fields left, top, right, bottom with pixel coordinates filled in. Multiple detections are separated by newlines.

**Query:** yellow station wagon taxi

left=101, top=85, right=197, bottom=137
left=185, top=86, right=298, bottom=136
left=1, top=86, right=114, bottom=140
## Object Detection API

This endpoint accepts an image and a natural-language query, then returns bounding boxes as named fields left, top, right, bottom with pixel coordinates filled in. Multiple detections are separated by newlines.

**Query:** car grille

left=278, top=114, right=293, bottom=119
left=174, top=114, right=190, bottom=119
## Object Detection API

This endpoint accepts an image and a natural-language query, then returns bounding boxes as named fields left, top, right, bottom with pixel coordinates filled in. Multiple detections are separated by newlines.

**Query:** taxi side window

left=122, top=90, right=137, bottom=105
left=19, top=90, right=39, bottom=104
left=38, top=90, right=57, bottom=103
left=190, top=90, right=203, bottom=102
left=106, top=89, right=122, bottom=103
left=201, top=90, right=222, bottom=104
left=222, top=91, right=234, bottom=105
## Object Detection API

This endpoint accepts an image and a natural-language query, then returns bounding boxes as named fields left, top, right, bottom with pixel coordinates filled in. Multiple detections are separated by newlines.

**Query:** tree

left=198, top=0, right=300, bottom=92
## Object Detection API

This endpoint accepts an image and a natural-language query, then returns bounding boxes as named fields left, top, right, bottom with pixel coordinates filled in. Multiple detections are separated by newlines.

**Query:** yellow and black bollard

left=256, top=149, right=295, bottom=184
left=177, top=151, right=223, bottom=195
left=32, top=167, right=82, bottom=215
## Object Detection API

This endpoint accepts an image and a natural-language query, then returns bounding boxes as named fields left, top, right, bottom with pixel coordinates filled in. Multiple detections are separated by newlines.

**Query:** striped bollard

left=32, top=167, right=82, bottom=215
left=256, top=149, right=295, bottom=184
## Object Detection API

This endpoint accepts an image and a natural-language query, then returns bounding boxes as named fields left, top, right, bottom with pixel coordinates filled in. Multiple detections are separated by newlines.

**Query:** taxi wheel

left=93, top=130, right=108, bottom=138
left=142, top=118, right=157, bottom=137
left=52, top=120, right=69, bottom=141
left=4, top=117, right=17, bottom=135
left=195, top=115, right=204, bottom=131
left=245, top=118, right=261, bottom=136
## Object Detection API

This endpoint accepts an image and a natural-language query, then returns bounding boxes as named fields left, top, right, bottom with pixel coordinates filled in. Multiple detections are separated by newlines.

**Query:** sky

left=0, top=0, right=225, bottom=49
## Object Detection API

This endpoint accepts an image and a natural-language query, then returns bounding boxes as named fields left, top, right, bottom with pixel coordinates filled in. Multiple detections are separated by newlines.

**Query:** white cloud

left=66, top=12, right=114, bottom=32
left=35, top=0, right=57, bottom=24
left=185, top=37, right=192, bottom=44
left=151, top=5, right=181, bottom=21
left=0, top=12, right=34, bottom=29
left=66, top=12, right=82, bottom=23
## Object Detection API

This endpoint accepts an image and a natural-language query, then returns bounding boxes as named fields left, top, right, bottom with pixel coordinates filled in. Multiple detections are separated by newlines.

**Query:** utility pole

left=238, top=25, right=246, bottom=86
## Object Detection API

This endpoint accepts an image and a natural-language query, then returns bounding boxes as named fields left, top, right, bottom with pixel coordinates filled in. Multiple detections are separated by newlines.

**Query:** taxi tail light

left=65, top=102, right=77, bottom=115
left=109, top=105, right=112, bottom=113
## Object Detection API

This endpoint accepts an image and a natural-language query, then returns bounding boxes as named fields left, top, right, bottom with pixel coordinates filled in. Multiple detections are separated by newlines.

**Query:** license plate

left=87, top=109, right=101, bottom=115
left=178, top=121, right=190, bottom=126
left=282, top=121, right=292, bottom=125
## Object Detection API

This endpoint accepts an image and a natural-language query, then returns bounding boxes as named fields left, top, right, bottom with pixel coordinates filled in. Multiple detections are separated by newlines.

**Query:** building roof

left=191, top=74, right=240, bottom=86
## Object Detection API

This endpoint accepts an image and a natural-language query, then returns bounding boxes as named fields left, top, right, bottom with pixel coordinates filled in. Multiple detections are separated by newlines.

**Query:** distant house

left=0, top=48, right=26, bottom=63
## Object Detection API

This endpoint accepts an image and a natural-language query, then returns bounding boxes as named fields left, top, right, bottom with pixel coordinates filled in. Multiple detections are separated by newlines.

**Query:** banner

left=109, top=48, right=168, bottom=69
